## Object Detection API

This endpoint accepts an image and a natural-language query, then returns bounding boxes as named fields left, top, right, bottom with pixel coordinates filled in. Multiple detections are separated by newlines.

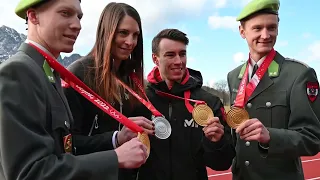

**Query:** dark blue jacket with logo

left=136, top=67, right=235, bottom=180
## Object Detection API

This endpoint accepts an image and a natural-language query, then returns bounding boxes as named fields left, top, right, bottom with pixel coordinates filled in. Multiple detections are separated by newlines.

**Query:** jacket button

left=245, top=161, right=250, bottom=166
left=266, top=102, right=271, bottom=107
left=247, top=103, right=252, bottom=108
left=245, top=141, right=250, bottom=146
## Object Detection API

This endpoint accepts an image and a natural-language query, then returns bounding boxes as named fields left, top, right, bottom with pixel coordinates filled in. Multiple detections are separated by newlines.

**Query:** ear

left=239, top=25, right=246, bottom=39
left=152, top=53, right=159, bottom=66
left=26, top=9, right=39, bottom=25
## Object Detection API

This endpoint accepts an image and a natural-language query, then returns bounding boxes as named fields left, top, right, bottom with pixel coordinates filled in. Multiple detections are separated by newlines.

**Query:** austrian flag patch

left=307, top=82, right=319, bottom=102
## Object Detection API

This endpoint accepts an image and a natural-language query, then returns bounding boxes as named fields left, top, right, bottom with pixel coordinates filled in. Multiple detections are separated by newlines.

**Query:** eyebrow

left=165, top=50, right=186, bottom=54
left=59, top=5, right=83, bottom=17
left=118, top=28, right=140, bottom=34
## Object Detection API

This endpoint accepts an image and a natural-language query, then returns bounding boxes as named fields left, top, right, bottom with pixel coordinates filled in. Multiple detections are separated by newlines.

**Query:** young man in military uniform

left=227, top=0, right=320, bottom=179
left=0, top=0, right=148, bottom=179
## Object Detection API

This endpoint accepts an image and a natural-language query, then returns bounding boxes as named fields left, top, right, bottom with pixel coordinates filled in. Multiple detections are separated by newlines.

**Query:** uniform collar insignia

left=238, top=60, right=279, bottom=79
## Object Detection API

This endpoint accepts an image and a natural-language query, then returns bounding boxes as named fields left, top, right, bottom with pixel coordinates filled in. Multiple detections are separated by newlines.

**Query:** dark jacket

left=63, top=55, right=139, bottom=180
left=0, top=43, right=119, bottom=180
left=227, top=52, right=320, bottom=180
left=136, top=67, right=235, bottom=180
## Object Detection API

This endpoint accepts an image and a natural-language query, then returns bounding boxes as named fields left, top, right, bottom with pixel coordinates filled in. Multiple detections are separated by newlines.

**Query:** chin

left=117, top=55, right=130, bottom=61
left=171, top=75, right=183, bottom=82
left=257, top=47, right=273, bottom=54
left=61, top=47, right=74, bottom=53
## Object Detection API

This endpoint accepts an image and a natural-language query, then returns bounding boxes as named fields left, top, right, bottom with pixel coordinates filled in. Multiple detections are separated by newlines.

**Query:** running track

left=207, top=153, right=320, bottom=180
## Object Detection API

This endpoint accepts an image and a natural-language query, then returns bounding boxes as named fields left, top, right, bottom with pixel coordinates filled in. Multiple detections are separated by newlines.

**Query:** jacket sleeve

left=0, top=61, right=119, bottom=180
left=266, top=67, right=320, bottom=158
left=64, top=61, right=116, bottom=155
left=202, top=96, right=236, bottom=171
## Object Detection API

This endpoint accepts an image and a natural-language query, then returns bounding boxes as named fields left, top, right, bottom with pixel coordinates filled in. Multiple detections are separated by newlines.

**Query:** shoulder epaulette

left=285, top=57, right=309, bottom=68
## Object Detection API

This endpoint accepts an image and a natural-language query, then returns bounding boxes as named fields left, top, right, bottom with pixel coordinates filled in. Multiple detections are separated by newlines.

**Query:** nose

left=261, top=28, right=270, bottom=39
left=124, top=35, right=135, bottom=47
left=173, top=55, right=183, bottom=65
left=70, top=17, right=82, bottom=32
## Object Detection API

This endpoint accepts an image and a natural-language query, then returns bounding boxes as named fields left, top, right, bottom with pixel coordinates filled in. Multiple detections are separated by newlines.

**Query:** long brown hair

left=87, top=2, right=144, bottom=107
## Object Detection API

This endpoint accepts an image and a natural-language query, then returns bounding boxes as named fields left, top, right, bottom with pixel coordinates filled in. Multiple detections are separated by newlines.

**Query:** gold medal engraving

left=226, top=106, right=249, bottom=129
left=192, top=104, right=214, bottom=126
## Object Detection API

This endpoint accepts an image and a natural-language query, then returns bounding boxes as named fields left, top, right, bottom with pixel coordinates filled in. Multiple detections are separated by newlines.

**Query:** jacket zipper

left=88, top=114, right=98, bottom=136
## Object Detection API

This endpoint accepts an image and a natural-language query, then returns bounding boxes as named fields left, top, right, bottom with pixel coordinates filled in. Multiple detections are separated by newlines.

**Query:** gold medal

left=226, top=106, right=249, bottom=129
left=192, top=104, right=214, bottom=126
left=137, top=132, right=150, bottom=158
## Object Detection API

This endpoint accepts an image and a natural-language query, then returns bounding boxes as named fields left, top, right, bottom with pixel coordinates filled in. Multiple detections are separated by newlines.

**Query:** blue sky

left=2, top=0, right=319, bottom=87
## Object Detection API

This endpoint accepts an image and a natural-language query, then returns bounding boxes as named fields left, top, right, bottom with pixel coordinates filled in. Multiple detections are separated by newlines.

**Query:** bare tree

left=214, top=80, right=230, bottom=105
left=214, top=80, right=228, bottom=92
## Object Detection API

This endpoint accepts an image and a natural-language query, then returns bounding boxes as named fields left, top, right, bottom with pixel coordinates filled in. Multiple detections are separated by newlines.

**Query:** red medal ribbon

left=28, top=43, right=144, bottom=133
left=234, top=49, right=276, bottom=108
left=155, top=90, right=206, bottom=113
left=116, top=73, right=163, bottom=117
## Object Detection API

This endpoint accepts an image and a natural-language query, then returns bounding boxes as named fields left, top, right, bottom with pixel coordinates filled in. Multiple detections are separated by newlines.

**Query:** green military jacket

left=227, top=51, right=320, bottom=180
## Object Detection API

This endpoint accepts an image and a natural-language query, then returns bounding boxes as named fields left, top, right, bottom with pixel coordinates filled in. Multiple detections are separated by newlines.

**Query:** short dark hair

left=152, top=28, right=189, bottom=55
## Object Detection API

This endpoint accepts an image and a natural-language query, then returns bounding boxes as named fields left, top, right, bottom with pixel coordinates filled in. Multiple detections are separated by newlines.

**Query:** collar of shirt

left=248, top=55, right=266, bottom=80
left=25, top=39, right=55, bottom=72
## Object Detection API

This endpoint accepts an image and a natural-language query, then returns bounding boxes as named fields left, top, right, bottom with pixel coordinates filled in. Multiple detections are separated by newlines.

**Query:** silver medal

left=152, top=116, right=171, bottom=139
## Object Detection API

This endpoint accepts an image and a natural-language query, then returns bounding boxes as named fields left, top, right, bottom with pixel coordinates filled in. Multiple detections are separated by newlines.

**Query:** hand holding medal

left=117, top=74, right=172, bottom=140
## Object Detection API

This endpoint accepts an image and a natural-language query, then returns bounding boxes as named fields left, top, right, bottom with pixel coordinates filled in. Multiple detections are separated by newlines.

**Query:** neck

left=161, top=76, right=183, bottom=90
left=27, top=33, right=59, bottom=59
left=165, top=79, right=174, bottom=89
left=250, top=52, right=268, bottom=62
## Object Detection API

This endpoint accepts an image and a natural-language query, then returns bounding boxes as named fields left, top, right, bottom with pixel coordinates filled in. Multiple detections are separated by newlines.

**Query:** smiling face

left=153, top=38, right=187, bottom=83
left=239, top=13, right=279, bottom=60
left=27, top=0, right=83, bottom=57
left=111, top=15, right=140, bottom=61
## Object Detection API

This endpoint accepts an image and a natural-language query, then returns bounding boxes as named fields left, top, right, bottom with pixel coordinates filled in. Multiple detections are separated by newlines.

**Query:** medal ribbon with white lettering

left=116, top=74, right=163, bottom=117
left=28, top=43, right=144, bottom=133
left=234, top=49, right=276, bottom=108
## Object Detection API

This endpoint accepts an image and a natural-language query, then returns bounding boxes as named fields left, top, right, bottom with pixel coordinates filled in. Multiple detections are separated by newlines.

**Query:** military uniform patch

left=307, top=82, right=319, bottom=102
left=63, top=134, right=73, bottom=153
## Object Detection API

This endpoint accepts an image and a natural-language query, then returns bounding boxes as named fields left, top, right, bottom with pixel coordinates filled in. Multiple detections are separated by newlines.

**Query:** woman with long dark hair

left=63, top=2, right=154, bottom=179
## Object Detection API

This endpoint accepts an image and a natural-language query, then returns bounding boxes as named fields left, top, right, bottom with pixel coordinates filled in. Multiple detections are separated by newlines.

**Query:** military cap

left=236, top=0, right=280, bottom=21
left=15, top=0, right=46, bottom=19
